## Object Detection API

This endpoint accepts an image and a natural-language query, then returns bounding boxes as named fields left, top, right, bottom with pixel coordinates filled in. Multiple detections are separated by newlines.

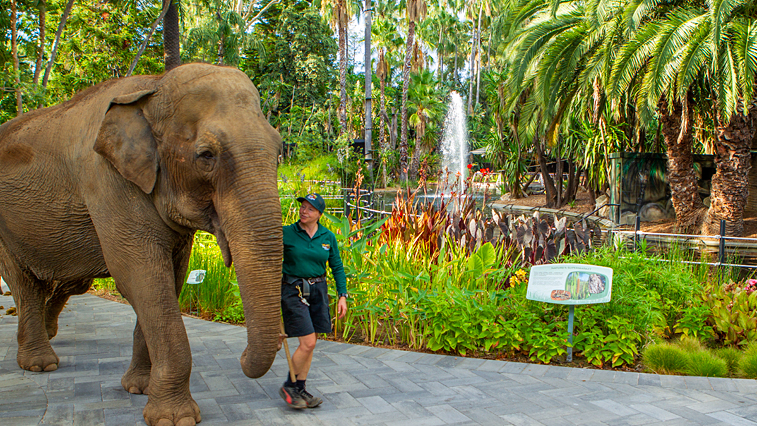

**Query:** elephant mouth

left=210, top=211, right=233, bottom=267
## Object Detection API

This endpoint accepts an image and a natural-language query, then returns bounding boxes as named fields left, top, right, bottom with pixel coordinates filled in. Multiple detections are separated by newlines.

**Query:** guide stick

left=280, top=321, right=297, bottom=383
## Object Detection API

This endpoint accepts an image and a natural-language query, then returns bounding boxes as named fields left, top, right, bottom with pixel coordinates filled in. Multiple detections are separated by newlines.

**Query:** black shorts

left=281, top=280, right=332, bottom=337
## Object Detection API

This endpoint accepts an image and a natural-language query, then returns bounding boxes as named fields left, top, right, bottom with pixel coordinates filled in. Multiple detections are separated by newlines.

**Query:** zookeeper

left=279, top=193, right=348, bottom=409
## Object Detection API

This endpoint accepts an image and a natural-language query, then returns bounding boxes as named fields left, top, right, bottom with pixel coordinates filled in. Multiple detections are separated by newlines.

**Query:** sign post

left=186, top=270, right=206, bottom=315
left=526, top=264, right=613, bottom=362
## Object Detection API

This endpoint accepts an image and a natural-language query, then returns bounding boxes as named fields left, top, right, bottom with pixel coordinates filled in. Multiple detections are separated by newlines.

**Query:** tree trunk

left=475, top=5, right=482, bottom=109
left=659, top=96, right=705, bottom=232
left=338, top=15, right=348, bottom=136
left=379, top=69, right=388, bottom=187
left=408, top=135, right=422, bottom=180
left=400, top=21, right=415, bottom=183
left=33, top=1, right=46, bottom=87
left=454, top=47, right=458, bottom=85
left=437, top=27, right=443, bottom=82
left=556, top=142, right=563, bottom=207
left=535, top=135, right=558, bottom=208
left=11, top=0, right=22, bottom=116
left=163, top=0, right=182, bottom=71
left=701, top=103, right=757, bottom=236
left=42, top=0, right=74, bottom=92
left=467, top=26, right=475, bottom=115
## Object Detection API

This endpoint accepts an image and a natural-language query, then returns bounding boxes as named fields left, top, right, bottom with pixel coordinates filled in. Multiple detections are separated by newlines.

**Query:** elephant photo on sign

left=0, top=64, right=283, bottom=426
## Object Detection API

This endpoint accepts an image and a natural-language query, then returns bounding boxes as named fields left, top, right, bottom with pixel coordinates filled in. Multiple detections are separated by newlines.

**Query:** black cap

left=296, top=193, right=326, bottom=213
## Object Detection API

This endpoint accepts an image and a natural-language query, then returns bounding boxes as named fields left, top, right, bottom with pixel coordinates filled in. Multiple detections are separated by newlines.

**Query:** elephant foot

left=143, top=395, right=201, bottom=426
left=122, top=368, right=151, bottom=395
left=17, top=347, right=59, bottom=372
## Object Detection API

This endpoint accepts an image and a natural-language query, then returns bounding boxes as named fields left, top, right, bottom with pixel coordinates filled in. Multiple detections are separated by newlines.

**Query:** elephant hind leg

left=0, top=248, right=59, bottom=372
left=44, top=279, right=91, bottom=340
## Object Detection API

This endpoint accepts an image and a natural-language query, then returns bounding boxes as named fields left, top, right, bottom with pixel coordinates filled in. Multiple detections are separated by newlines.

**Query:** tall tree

left=399, top=0, right=427, bottom=182
left=611, top=0, right=757, bottom=235
left=41, top=0, right=75, bottom=92
left=320, top=0, right=359, bottom=136
left=10, top=0, right=22, bottom=116
left=163, top=0, right=181, bottom=71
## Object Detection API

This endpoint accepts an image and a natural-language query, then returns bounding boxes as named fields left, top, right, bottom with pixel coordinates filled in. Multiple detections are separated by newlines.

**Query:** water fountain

left=440, top=91, right=468, bottom=193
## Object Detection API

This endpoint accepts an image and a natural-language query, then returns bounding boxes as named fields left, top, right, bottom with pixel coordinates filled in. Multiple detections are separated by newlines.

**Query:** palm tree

left=399, top=0, right=427, bottom=183
left=611, top=0, right=757, bottom=235
left=320, top=0, right=361, bottom=136
left=497, top=0, right=628, bottom=207
left=373, top=3, right=403, bottom=183
left=408, top=69, right=443, bottom=179
left=164, top=0, right=181, bottom=71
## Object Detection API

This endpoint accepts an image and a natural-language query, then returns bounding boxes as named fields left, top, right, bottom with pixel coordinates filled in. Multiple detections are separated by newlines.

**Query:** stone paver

left=1, top=293, right=757, bottom=425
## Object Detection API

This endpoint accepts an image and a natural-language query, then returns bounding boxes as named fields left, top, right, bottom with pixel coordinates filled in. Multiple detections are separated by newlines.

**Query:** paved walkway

left=2, top=293, right=757, bottom=425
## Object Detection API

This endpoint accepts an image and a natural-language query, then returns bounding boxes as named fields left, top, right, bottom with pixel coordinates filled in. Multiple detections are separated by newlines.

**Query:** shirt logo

left=322, top=243, right=330, bottom=250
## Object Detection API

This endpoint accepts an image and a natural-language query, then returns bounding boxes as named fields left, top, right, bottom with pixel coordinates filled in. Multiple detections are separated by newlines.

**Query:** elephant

left=0, top=64, right=283, bottom=426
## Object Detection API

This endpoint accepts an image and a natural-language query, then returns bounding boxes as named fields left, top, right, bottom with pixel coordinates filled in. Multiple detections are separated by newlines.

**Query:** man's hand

left=277, top=332, right=287, bottom=351
left=337, top=296, right=348, bottom=319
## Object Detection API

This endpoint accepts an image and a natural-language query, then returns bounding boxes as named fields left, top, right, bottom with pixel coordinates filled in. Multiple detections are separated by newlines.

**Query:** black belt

left=282, top=274, right=326, bottom=298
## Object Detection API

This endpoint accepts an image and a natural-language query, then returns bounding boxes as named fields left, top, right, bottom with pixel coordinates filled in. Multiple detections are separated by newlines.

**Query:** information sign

left=526, top=263, right=613, bottom=305
left=186, top=270, right=206, bottom=285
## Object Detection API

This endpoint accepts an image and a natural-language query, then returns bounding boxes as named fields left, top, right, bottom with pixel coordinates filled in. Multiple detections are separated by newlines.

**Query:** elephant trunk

left=217, top=186, right=282, bottom=379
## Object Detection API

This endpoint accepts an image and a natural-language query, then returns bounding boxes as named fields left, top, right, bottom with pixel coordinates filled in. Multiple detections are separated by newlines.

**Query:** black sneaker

left=297, top=387, right=323, bottom=408
left=279, top=385, right=307, bottom=409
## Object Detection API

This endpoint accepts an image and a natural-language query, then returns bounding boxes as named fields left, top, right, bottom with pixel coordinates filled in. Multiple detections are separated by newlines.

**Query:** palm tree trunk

left=33, top=1, right=46, bottom=87
left=163, top=0, right=182, bottom=71
left=437, top=27, right=443, bottom=82
left=400, top=21, right=416, bottom=182
left=409, top=132, right=422, bottom=179
left=467, top=26, right=475, bottom=115
left=42, top=0, right=74, bottom=93
left=701, top=103, right=757, bottom=236
left=379, top=71, right=389, bottom=187
left=338, top=18, right=348, bottom=136
left=535, top=135, right=557, bottom=207
left=658, top=96, right=705, bottom=232
left=10, top=0, right=22, bottom=116
left=475, top=5, right=482, bottom=108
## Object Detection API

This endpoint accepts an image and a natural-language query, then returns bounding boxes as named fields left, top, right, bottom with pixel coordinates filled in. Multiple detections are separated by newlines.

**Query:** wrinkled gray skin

left=0, top=64, right=283, bottom=426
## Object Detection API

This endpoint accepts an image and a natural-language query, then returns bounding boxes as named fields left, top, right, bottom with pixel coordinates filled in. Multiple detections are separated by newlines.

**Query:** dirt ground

left=497, top=189, right=757, bottom=238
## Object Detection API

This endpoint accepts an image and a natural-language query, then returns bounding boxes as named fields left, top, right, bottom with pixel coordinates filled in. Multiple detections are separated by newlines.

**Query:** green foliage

left=245, top=4, right=337, bottom=113
left=738, top=345, right=757, bottom=379
left=675, top=305, right=715, bottom=341
left=686, top=351, right=729, bottom=377
left=714, top=347, right=742, bottom=375
left=178, top=232, right=238, bottom=316
left=92, top=277, right=117, bottom=292
left=704, top=281, right=757, bottom=346
left=643, top=343, right=689, bottom=374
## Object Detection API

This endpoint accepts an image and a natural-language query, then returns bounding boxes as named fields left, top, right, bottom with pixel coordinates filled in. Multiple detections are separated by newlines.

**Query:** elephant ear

left=94, top=89, right=158, bottom=194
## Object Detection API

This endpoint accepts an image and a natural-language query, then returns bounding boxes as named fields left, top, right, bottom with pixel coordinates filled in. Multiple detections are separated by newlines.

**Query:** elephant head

left=94, top=64, right=282, bottom=378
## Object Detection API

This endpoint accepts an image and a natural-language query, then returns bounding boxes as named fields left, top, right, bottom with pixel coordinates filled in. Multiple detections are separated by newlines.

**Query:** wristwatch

left=338, top=293, right=349, bottom=299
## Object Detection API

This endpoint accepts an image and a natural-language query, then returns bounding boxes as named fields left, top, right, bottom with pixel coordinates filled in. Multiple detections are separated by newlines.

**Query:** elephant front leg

left=122, top=319, right=152, bottom=395
left=118, top=275, right=200, bottom=425
left=123, top=236, right=192, bottom=397
left=11, top=276, right=59, bottom=371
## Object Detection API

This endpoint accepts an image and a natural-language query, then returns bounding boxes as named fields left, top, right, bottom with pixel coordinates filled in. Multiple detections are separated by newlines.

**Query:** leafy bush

left=704, top=281, right=757, bottom=347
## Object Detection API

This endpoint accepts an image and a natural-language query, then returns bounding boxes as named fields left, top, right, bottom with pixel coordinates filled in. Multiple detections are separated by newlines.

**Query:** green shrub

left=643, top=343, right=688, bottom=374
left=685, top=351, right=728, bottom=377
left=714, top=347, right=741, bottom=375
left=738, top=351, right=757, bottom=378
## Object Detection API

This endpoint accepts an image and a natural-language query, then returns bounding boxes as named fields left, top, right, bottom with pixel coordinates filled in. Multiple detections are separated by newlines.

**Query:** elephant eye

left=197, top=150, right=215, bottom=160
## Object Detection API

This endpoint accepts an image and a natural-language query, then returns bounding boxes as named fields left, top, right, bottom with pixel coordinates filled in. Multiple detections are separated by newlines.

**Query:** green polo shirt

left=282, top=220, right=347, bottom=295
